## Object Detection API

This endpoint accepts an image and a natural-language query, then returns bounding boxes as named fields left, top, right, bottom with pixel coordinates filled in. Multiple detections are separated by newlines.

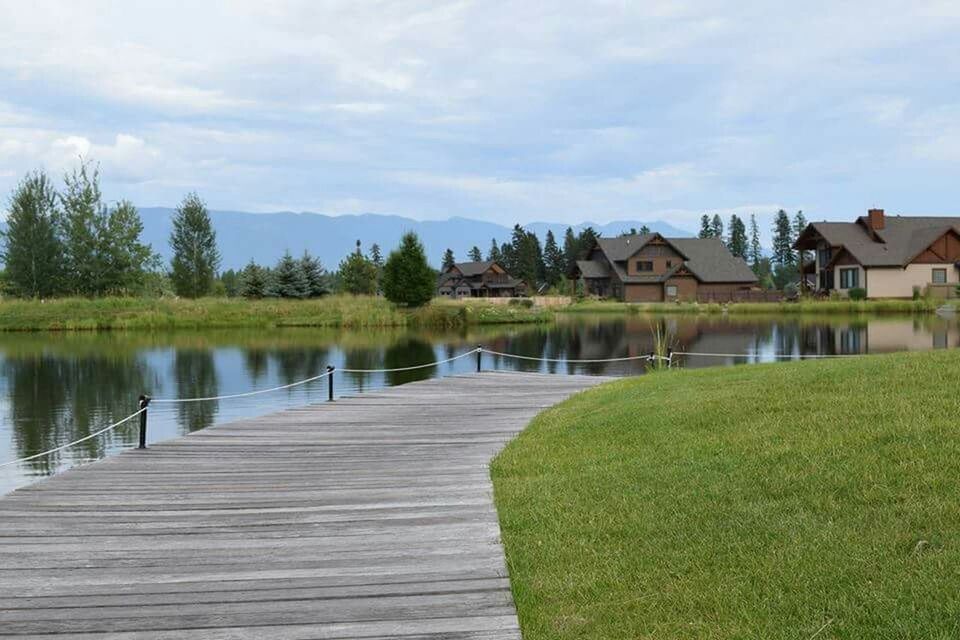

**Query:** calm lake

left=2, top=312, right=958, bottom=494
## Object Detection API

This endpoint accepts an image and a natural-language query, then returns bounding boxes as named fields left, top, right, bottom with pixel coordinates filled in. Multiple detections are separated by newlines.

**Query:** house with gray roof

left=568, top=233, right=758, bottom=302
left=795, top=209, right=960, bottom=298
left=437, top=261, right=526, bottom=299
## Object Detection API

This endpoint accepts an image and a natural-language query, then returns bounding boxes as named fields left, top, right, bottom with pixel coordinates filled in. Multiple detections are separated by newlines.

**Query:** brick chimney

left=867, top=208, right=885, bottom=230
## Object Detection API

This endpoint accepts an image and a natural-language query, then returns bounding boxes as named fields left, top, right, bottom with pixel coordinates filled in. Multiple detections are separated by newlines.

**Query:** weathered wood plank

left=0, top=372, right=606, bottom=638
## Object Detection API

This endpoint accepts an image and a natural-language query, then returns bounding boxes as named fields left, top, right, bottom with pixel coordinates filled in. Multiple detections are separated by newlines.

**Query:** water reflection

left=0, top=313, right=957, bottom=493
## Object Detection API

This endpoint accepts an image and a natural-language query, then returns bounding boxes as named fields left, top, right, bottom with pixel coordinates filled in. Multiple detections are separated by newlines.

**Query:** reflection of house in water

left=865, top=319, right=958, bottom=353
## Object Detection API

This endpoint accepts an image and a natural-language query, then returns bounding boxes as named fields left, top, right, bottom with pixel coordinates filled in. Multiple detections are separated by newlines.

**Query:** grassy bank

left=0, top=296, right=553, bottom=331
left=492, top=350, right=960, bottom=638
left=565, top=297, right=946, bottom=315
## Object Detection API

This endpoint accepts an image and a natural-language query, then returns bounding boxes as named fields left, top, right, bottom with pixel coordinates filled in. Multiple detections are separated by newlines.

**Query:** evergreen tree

left=727, top=214, right=748, bottom=259
left=240, top=260, right=267, bottom=298
left=369, top=243, right=384, bottom=293
left=543, top=229, right=564, bottom=288
left=771, top=209, right=797, bottom=289
left=749, top=214, right=763, bottom=271
left=219, top=269, right=241, bottom=297
left=487, top=238, right=502, bottom=263
left=508, top=224, right=544, bottom=287
left=563, top=227, right=578, bottom=267
left=0, top=171, right=65, bottom=298
left=793, top=210, right=809, bottom=272
left=468, top=246, right=483, bottom=262
left=640, top=224, right=651, bottom=235
left=273, top=251, right=310, bottom=298
left=442, top=248, right=456, bottom=270
left=299, top=251, right=328, bottom=297
left=382, top=232, right=435, bottom=307
left=338, top=240, right=378, bottom=295
left=699, top=214, right=712, bottom=238
left=61, top=161, right=105, bottom=295
left=710, top=214, right=724, bottom=239
left=170, top=192, right=220, bottom=298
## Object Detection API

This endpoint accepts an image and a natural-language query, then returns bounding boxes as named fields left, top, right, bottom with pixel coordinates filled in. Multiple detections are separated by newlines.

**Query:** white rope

left=672, top=351, right=861, bottom=359
left=0, top=408, right=145, bottom=468
left=151, top=370, right=334, bottom=404
left=482, top=348, right=653, bottom=364
left=340, top=349, right=479, bottom=373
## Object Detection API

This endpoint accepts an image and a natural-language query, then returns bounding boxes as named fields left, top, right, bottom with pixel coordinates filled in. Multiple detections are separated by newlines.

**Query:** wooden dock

left=0, top=372, right=606, bottom=639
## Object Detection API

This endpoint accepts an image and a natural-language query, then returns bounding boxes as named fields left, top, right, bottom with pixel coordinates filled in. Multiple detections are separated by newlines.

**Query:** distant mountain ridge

left=137, top=209, right=692, bottom=271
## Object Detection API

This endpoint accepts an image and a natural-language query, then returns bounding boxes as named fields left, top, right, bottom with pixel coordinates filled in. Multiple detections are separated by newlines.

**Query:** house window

left=839, top=267, right=859, bottom=289
left=665, top=285, right=678, bottom=298
left=636, top=261, right=653, bottom=272
left=666, top=260, right=673, bottom=268
left=932, top=268, right=947, bottom=284
left=818, top=247, right=832, bottom=267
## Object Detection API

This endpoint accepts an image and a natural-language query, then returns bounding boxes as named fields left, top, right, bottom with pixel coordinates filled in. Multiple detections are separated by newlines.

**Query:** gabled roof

left=448, top=261, right=497, bottom=276
left=799, top=216, right=960, bottom=267
left=585, top=234, right=757, bottom=284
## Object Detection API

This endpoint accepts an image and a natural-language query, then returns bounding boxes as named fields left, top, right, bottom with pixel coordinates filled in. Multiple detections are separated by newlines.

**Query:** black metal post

left=137, top=395, right=150, bottom=449
left=476, top=345, right=482, bottom=373
left=327, top=366, right=335, bottom=402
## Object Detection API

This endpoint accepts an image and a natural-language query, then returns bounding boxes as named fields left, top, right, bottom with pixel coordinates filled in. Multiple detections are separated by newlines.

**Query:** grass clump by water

left=0, top=296, right=553, bottom=331
left=492, top=350, right=960, bottom=638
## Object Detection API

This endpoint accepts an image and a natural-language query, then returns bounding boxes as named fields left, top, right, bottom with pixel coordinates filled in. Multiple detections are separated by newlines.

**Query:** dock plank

left=0, top=372, right=605, bottom=638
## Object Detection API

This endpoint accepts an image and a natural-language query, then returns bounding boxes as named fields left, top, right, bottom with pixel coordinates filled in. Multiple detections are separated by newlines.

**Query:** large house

left=437, top=261, right=526, bottom=299
left=569, top=233, right=758, bottom=302
left=795, top=209, right=960, bottom=298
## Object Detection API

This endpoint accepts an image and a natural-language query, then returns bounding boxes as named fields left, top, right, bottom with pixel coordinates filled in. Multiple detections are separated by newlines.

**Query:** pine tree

left=338, top=240, right=378, bottom=295
left=382, top=232, right=435, bottom=307
left=727, top=214, right=748, bottom=259
left=240, top=260, right=267, bottom=298
left=749, top=214, right=763, bottom=272
left=369, top=243, right=384, bottom=294
left=771, top=209, right=797, bottom=289
left=508, top=225, right=544, bottom=288
left=61, top=160, right=106, bottom=295
left=0, top=171, right=65, bottom=298
left=793, top=210, right=809, bottom=277
left=710, top=214, right=724, bottom=239
left=639, top=224, right=651, bottom=235
left=299, top=251, right=328, bottom=297
left=543, top=229, right=564, bottom=288
left=562, top=227, right=578, bottom=266
left=273, top=251, right=310, bottom=298
left=170, top=192, right=220, bottom=298
left=487, top=238, right=502, bottom=263
left=219, top=269, right=241, bottom=297
left=442, top=248, right=456, bottom=270
left=468, top=246, right=483, bottom=262
left=699, top=214, right=712, bottom=238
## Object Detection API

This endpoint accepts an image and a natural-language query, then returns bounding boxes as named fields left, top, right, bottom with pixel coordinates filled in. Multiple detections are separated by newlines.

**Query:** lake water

left=2, top=312, right=958, bottom=494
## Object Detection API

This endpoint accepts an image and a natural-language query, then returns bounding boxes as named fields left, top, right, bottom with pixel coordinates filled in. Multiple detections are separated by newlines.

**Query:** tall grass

left=565, top=298, right=941, bottom=315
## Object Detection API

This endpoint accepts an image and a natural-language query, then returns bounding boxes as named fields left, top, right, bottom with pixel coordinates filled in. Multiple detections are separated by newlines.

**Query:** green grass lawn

left=492, top=350, right=960, bottom=639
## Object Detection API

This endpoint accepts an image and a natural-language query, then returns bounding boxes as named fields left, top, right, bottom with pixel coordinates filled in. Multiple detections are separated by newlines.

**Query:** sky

left=1, top=0, right=959, bottom=233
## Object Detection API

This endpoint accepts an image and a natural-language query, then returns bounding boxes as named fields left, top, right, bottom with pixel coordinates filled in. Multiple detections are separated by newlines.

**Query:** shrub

left=508, top=298, right=534, bottom=308
left=913, top=285, right=922, bottom=300
left=848, top=287, right=867, bottom=301
left=382, top=232, right=435, bottom=307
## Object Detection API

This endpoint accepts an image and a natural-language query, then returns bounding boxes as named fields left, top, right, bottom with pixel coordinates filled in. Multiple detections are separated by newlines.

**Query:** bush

left=848, top=287, right=867, bottom=300
left=508, top=298, right=534, bottom=308
left=382, top=232, right=435, bottom=307
left=913, top=285, right=922, bottom=300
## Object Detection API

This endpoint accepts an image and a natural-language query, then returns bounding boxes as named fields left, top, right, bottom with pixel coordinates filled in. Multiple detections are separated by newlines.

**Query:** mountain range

left=135, top=209, right=692, bottom=271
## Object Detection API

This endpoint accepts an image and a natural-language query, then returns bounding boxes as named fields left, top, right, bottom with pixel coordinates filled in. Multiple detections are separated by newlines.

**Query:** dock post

left=137, top=395, right=150, bottom=449
left=476, top=346, right=482, bottom=373
left=327, top=366, right=335, bottom=401
left=666, top=347, right=673, bottom=369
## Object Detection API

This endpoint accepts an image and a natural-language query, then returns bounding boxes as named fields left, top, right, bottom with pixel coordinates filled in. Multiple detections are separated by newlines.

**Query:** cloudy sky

left=1, top=1, right=958, bottom=231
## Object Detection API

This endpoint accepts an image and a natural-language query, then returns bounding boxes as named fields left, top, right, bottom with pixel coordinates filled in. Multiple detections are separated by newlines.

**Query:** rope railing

left=1, top=345, right=864, bottom=468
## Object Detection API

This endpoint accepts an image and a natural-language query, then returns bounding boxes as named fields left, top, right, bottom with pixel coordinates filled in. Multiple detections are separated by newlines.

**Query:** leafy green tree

left=442, top=248, right=456, bottom=270
left=240, top=260, right=267, bottom=298
left=543, top=229, right=565, bottom=288
left=338, top=240, right=378, bottom=295
left=299, top=251, right=328, bottom=297
left=710, top=214, right=724, bottom=239
left=0, top=171, right=65, bottom=298
left=749, top=214, right=763, bottom=272
left=100, top=200, right=154, bottom=295
left=273, top=251, right=310, bottom=298
left=219, top=269, right=240, bottom=297
left=170, top=193, right=220, bottom=298
left=698, top=214, right=712, bottom=238
left=727, top=214, right=748, bottom=259
left=382, top=232, right=435, bottom=307
left=468, top=246, right=483, bottom=262
left=61, top=161, right=105, bottom=295
left=640, top=224, right=651, bottom=235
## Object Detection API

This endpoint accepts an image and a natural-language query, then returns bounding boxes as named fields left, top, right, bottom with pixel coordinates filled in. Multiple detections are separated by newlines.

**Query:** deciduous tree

left=170, top=192, right=220, bottom=298
left=0, top=171, right=65, bottom=298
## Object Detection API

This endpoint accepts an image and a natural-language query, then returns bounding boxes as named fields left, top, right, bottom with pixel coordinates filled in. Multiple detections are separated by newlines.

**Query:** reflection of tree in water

left=174, top=350, right=219, bottom=433
left=243, top=349, right=269, bottom=383
left=3, top=353, right=153, bottom=475
left=384, top=339, right=436, bottom=386
left=272, top=347, right=328, bottom=386
left=343, top=347, right=380, bottom=392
